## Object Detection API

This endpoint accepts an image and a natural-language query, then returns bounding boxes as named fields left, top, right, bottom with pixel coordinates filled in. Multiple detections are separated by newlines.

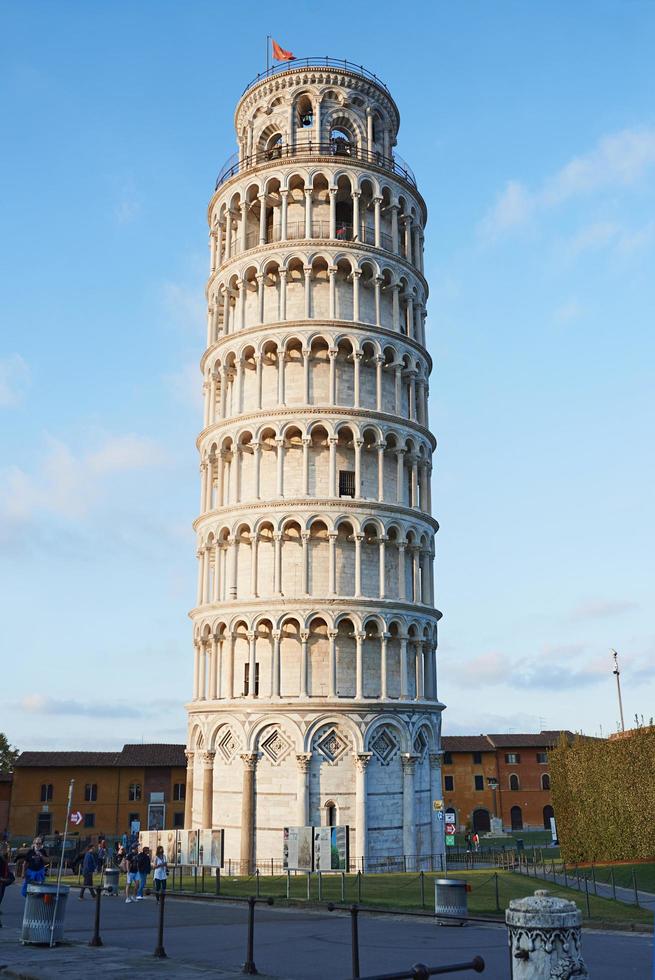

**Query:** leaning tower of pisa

left=184, top=58, right=445, bottom=872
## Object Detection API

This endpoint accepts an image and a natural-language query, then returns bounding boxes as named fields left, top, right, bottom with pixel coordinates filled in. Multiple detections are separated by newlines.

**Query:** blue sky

left=1, top=1, right=653, bottom=749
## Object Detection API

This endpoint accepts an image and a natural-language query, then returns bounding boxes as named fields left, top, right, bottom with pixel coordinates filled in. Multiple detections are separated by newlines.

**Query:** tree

left=0, top=733, right=19, bottom=773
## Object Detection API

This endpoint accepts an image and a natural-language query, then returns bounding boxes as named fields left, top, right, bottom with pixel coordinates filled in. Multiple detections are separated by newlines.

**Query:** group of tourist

left=0, top=836, right=169, bottom=908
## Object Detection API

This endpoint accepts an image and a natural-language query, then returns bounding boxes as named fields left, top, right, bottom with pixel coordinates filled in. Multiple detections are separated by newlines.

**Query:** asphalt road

left=1, top=885, right=652, bottom=979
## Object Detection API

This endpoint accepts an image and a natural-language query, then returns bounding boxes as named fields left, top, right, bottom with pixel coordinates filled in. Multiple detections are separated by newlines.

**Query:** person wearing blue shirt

left=79, top=845, right=97, bottom=899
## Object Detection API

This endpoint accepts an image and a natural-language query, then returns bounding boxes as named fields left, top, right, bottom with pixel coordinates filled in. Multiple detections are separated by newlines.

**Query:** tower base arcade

left=186, top=704, right=445, bottom=870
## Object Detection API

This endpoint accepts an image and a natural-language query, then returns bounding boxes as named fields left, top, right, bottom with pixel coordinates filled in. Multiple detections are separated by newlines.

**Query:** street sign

left=445, top=834, right=455, bottom=847
left=432, top=799, right=443, bottom=811
left=69, top=811, right=83, bottom=826
left=444, top=810, right=456, bottom=826
left=445, top=823, right=456, bottom=835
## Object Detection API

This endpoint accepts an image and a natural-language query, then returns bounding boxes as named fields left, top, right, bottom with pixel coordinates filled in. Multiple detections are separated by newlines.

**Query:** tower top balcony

left=214, top=138, right=417, bottom=192
left=239, top=57, right=394, bottom=100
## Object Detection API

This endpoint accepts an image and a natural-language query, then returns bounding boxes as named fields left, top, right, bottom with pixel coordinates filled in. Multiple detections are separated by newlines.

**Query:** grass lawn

left=162, top=868, right=652, bottom=927
left=589, top=861, right=655, bottom=894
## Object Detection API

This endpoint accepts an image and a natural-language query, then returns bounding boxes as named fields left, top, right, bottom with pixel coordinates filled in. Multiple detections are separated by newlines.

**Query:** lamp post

left=611, top=649, right=625, bottom=732
left=487, top=777, right=499, bottom=828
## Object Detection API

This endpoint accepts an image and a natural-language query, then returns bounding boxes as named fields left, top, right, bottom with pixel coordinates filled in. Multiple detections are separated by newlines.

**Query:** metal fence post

left=494, top=872, right=500, bottom=912
left=584, top=874, right=591, bottom=918
left=286, top=869, right=291, bottom=900
left=563, top=864, right=567, bottom=888
left=202, top=865, right=205, bottom=893
left=591, top=864, right=597, bottom=896
left=341, top=871, right=345, bottom=902
left=216, top=867, right=221, bottom=895
left=256, top=868, right=261, bottom=898
left=194, top=865, right=198, bottom=892
left=610, top=868, right=616, bottom=901
left=357, top=869, right=362, bottom=904
left=153, top=890, right=167, bottom=958
left=318, top=871, right=322, bottom=902
left=89, top=884, right=103, bottom=947
left=420, top=870, right=425, bottom=908
left=632, top=869, right=639, bottom=907
left=350, top=904, right=360, bottom=979
left=306, top=872, right=311, bottom=901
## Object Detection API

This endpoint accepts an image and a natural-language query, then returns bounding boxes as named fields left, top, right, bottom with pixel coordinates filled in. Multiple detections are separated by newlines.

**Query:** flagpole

left=50, top=778, right=74, bottom=947
left=266, top=35, right=270, bottom=74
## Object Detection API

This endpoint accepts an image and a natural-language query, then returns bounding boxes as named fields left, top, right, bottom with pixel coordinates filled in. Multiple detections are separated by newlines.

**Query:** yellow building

left=9, top=744, right=186, bottom=839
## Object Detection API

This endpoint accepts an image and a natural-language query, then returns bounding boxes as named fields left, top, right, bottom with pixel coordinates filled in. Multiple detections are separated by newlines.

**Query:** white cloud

left=0, top=432, right=168, bottom=526
left=480, top=125, right=655, bottom=240
left=112, top=177, right=141, bottom=224
left=0, top=354, right=30, bottom=406
left=569, top=598, right=639, bottom=621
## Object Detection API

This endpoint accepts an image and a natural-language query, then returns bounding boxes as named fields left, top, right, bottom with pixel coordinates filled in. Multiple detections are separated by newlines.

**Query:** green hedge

left=549, top=728, right=655, bottom=863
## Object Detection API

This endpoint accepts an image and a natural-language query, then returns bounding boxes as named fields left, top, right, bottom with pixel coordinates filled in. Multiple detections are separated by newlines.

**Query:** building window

left=509, top=774, right=520, bottom=791
left=244, top=662, right=260, bottom=697
left=511, top=805, right=523, bottom=830
left=326, top=802, right=337, bottom=827
left=84, top=784, right=97, bottom=802
left=541, top=773, right=551, bottom=791
left=173, top=782, right=186, bottom=801
left=40, top=784, right=53, bottom=802
left=536, top=751, right=548, bottom=764
left=128, top=784, right=142, bottom=801
left=36, top=813, right=52, bottom=836
left=472, top=752, right=482, bottom=765
left=339, top=470, right=355, bottom=497
left=444, top=775, right=454, bottom=791
left=505, top=753, right=521, bottom=764
left=543, top=804, right=554, bottom=830
left=84, top=813, right=95, bottom=828
left=173, top=812, right=184, bottom=828
left=474, top=775, right=484, bottom=791
left=128, top=812, right=140, bottom=825
left=443, top=752, right=452, bottom=765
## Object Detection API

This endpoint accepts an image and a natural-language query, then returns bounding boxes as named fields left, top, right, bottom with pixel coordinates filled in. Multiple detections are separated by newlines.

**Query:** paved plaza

left=0, top=887, right=652, bottom=979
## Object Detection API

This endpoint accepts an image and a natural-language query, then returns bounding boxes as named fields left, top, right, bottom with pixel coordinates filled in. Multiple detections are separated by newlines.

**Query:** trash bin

left=103, top=867, right=120, bottom=895
left=434, top=878, right=468, bottom=926
left=516, top=838, right=525, bottom=852
left=21, top=883, right=70, bottom=945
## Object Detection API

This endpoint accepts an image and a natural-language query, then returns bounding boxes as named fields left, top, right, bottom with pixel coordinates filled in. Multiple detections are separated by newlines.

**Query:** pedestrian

left=136, top=846, right=151, bottom=900
left=153, top=845, right=168, bottom=903
left=114, top=842, right=126, bottom=869
left=79, top=845, right=97, bottom=899
left=21, top=838, right=47, bottom=896
left=125, top=847, right=139, bottom=903
left=0, top=843, right=16, bottom=914
left=464, top=832, right=472, bottom=853
left=96, top=838, right=107, bottom=873
left=472, top=832, right=480, bottom=852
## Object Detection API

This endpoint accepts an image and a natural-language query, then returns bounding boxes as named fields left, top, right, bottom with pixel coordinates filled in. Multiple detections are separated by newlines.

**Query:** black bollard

left=89, top=884, right=103, bottom=947
left=153, top=889, right=167, bottom=958
left=243, top=896, right=258, bottom=975
left=350, top=904, right=360, bottom=979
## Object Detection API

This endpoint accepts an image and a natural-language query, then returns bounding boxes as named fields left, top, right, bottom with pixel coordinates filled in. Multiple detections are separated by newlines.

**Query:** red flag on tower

left=271, top=38, right=295, bottom=62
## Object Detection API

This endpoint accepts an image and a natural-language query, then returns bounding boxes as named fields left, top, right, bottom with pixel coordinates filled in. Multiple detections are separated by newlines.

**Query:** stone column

left=301, top=531, right=310, bottom=595
left=302, top=437, right=311, bottom=494
left=506, top=891, right=588, bottom=979
left=304, top=187, right=313, bottom=239
left=328, top=436, right=337, bottom=495
left=399, top=633, right=409, bottom=698
left=354, top=753, right=372, bottom=870
left=352, top=190, right=361, bottom=240
left=352, top=269, right=361, bottom=321
left=329, top=187, right=337, bottom=238
left=279, top=269, right=287, bottom=320
left=328, top=531, right=337, bottom=594
left=209, top=634, right=218, bottom=698
left=227, top=536, right=237, bottom=599
left=304, top=265, right=312, bottom=318
left=240, top=753, right=258, bottom=873
left=184, top=750, right=195, bottom=828
left=355, top=630, right=365, bottom=700
left=374, top=354, right=383, bottom=408
left=225, top=632, right=234, bottom=699
left=391, top=284, right=400, bottom=331
left=280, top=189, right=289, bottom=240
left=302, top=348, right=311, bottom=403
left=378, top=534, right=387, bottom=597
left=354, top=532, right=363, bottom=596
left=273, top=531, right=283, bottom=594
left=255, top=354, right=263, bottom=409
left=328, top=629, right=337, bottom=697
left=192, top=640, right=200, bottom=699
left=296, top=753, right=312, bottom=825
left=416, top=641, right=425, bottom=699
left=258, top=193, right=267, bottom=245
left=257, top=274, right=265, bottom=323
left=380, top=632, right=389, bottom=699
left=247, top=631, right=257, bottom=698
left=196, top=551, right=204, bottom=607
left=396, top=448, right=405, bottom=504
left=390, top=204, right=399, bottom=253
left=239, top=202, right=248, bottom=252
left=377, top=443, right=385, bottom=500
left=224, top=210, right=232, bottom=260
left=299, top=630, right=309, bottom=697
left=429, top=752, right=445, bottom=868
left=250, top=533, right=259, bottom=596
left=252, top=443, right=261, bottom=500
left=272, top=630, right=281, bottom=697
left=328, top=351, right=337, bottom=404
left=373, top=197, right=381, bottom=248
left=202, top=751, right=215, bottom=829
left=328, top=267, right=337, bottom=319
left=275, top=438, right=285, bottom=496
left=398, top=542, right=406, bottom=599
left=277, top=350, right=285, bottom=404
left=354, top=438, right=363, bottom=497
left=401, top=754, right=419, bottom=868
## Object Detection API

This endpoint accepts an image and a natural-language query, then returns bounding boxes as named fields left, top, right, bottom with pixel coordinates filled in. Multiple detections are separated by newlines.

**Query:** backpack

left=27, top=850, right=45, bottom=873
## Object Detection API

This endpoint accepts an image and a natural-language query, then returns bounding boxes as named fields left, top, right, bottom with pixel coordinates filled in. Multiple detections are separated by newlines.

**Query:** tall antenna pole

left=266, top=35, right=270, bottom=74
left=611, top=649, right=625, bottom=732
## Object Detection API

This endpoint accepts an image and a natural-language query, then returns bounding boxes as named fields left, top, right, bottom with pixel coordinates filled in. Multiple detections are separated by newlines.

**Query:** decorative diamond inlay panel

left=413, top=730, right=428, bottom=760
left=315, top=727, right=349, bottom=764
left=261, top=729, right=292, bottom=765
left=217, top=729, right=237, bottom=764
left=371, top=728, right=399, bottom=766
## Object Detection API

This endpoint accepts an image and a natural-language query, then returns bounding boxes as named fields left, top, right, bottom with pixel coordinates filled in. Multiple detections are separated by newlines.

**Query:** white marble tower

left=185, top=58, right=444, bottom=871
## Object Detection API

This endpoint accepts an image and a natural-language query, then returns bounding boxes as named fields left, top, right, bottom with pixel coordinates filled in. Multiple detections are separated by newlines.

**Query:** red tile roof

left=15, top=744, right=186, bottom=769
